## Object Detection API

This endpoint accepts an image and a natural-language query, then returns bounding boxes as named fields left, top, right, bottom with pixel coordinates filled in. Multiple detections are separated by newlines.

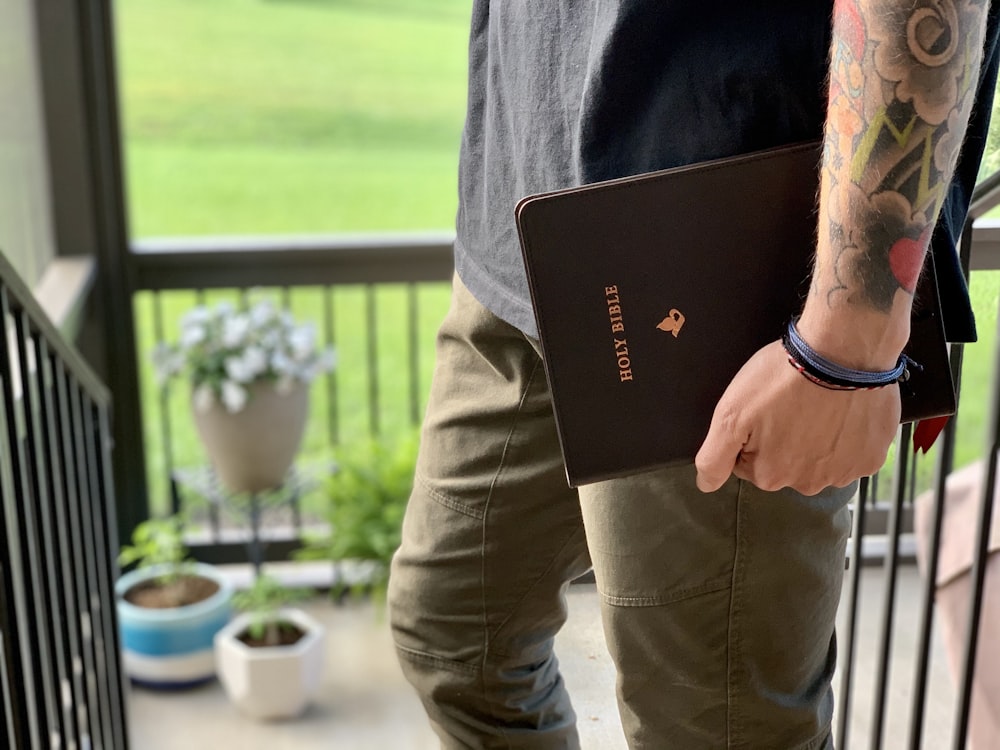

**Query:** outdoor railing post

left=836, top=475, right=869, bottom=750
left=870, top=422, right=913, bottom=749
left=366, top=283, right=380, bottom=436
left=408, top=283, right=420, bottom=427
left=323, top=286, right=339, bottom=447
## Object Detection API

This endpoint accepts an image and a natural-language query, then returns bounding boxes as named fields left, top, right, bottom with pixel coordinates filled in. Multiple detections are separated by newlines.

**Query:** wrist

left=796, top=298, right=910, bottom=371
left=783, top=320, right=912, bottom=390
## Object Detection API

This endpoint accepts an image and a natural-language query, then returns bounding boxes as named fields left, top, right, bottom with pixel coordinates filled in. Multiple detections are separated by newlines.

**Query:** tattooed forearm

left=819, top=0, right=989, bottom=313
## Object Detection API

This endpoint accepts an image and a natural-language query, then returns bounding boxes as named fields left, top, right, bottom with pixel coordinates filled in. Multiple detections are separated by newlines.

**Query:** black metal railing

left=834, top=176, right=1000, bottom=748
left=131, top=234, right=453, bottom=563
left=0, top=250, right=128, bottom=749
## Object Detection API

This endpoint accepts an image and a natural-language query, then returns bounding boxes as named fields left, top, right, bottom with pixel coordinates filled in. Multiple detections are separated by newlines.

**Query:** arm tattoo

left=822, top=0, right=988, bottom=312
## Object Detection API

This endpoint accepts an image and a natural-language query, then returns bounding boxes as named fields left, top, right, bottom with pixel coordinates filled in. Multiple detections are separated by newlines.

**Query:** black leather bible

left=515, top=141, right=955, bottom=487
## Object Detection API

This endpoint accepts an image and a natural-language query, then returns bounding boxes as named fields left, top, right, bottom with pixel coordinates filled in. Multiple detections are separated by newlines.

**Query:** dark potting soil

left=124, top=574, right=220, bottom=609
left=237, top=623, right=306, bottom=649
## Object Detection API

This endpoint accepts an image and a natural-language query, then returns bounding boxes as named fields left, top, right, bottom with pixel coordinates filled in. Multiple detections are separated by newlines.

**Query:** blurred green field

left=115, top=0, right=469, bottom=236
left=116, top=0, right=1000, bottom=515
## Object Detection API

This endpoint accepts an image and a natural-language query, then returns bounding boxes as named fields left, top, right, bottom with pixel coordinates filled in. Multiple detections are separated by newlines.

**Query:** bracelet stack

left=781, top=319, right=916, bottom=391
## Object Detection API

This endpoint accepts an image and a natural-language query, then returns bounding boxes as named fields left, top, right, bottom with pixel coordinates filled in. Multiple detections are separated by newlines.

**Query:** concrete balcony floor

left=128, top=564, right=958, bottom=749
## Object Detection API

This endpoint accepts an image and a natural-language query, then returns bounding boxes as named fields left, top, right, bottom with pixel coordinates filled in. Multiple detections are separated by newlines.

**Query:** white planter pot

left=214, top=608, right=325, bottom=720
left=192, top=380, right=310, bottom=493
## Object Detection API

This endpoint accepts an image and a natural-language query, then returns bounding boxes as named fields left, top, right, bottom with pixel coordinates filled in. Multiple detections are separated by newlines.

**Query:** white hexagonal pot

left=214, top=608, right=325, bottom=720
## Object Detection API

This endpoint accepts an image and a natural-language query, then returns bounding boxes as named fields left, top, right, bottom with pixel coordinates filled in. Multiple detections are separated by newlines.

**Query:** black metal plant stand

left=171, top=465, right=320, bottom=575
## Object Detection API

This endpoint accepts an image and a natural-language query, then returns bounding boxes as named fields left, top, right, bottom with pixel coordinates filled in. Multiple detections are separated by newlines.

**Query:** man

left=389, top=1, right=1000, bottom=747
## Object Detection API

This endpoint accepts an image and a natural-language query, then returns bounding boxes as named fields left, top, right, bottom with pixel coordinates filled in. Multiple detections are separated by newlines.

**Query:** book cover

left=516, top=141, right=954, bottom=487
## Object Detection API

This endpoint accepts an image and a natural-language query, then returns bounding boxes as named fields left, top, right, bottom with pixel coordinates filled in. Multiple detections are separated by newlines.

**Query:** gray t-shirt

left=453, top=1, right=1000, bottom=342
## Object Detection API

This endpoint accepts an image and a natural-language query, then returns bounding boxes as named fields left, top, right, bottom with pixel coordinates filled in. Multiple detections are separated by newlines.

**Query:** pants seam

left=478, top=354, right=544, bottom=749
left=727, top=481, right=748, bottom=749
left=599, top=573, right=732, bottom=608
left=412, top=472, right=486, bottom=520
left=394, top=644, right=479, bottom=676
left=488, top=525, right=589, bottom=657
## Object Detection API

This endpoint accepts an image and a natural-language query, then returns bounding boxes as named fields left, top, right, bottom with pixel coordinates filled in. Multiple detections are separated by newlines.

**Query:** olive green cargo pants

left=388, top=275, right=854, bottom=749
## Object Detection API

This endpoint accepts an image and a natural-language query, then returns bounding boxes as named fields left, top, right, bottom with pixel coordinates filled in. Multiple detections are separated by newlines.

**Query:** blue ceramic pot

left=116, top=563, right=233, bottom=689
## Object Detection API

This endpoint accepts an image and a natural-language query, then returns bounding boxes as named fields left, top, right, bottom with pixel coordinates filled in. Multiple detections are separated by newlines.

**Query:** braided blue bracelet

left=782, top=320, right=913, bottom=390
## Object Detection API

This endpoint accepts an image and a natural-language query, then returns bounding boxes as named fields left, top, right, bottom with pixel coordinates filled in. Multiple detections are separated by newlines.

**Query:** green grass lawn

left=952, top=270, right=1000, bottom=468
left=115, top=0, right=469, bottom=236
left=117, top=0, right=1000, bottom=516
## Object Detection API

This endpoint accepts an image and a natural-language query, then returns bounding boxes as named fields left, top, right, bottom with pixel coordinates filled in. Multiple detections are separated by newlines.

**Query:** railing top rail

left=0, top=249, right=110, bottom=406
left=131, top=231, right=455, bottom=291
left=970, top=167, right=1000, bottom=220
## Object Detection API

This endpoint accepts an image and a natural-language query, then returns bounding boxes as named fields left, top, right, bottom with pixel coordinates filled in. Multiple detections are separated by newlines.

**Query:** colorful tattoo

left=823, top=0, right=988, bottom=312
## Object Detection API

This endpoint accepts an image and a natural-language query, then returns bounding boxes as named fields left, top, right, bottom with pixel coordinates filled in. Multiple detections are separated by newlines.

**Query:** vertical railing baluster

left=837, top=476, right=869, bottom=750
left=96, top=404, right=130, bottom=750
left=408, top=283, right=420, bottom=427
left=153, top=291, right=179, bottom=517
left=281, top=286, right=303, bottom=530
left=366, top=284, right=379, bottom=436
left=909, top=340, right=965, bottom=750
left=324, top=286, right=339, bottom=447
left=0, top=636, right=18, bottom=750
left=82, top=396, right=122, bottom=750
left=64, top=373, right=103, bottom=746
left=870, top=423, right=913, bottom=748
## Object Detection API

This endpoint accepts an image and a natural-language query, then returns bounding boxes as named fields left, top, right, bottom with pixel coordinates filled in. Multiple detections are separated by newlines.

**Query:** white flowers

left=153, top=298, right=336, bottom=414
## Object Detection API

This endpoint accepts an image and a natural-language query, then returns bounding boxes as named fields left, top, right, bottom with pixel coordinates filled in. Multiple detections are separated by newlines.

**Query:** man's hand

left=694, top=340, right=900, bottom=496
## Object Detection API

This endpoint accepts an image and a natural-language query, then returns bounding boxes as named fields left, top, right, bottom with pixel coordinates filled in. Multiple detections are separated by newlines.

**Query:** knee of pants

left=389, top=477, right=589, bottom=665
left=388, top=480, right=488, bottom=670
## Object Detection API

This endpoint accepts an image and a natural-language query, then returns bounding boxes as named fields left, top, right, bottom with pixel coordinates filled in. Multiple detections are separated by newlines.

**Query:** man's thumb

left=695, top=418, right=742, bottom=493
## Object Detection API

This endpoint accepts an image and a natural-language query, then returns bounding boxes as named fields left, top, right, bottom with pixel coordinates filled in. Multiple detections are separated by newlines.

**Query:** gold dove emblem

left=656, top=309, right=685, bottom=338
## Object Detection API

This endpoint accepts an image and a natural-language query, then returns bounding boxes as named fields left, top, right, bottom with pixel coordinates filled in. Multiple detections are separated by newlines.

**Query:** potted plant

left=296, top=431, right=417, bottom=604
left=115, top=515, right=233, bottom=689
left=214, top=573, right=325, bottom=720
left=152, top=297, right=336, bottom=493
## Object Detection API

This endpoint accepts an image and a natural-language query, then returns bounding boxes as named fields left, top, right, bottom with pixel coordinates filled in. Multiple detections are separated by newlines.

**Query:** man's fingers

left=695, top=411, right=745, bottom=493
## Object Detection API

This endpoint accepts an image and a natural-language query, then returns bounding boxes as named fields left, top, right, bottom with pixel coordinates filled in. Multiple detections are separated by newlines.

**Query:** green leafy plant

left=231, top=574, right=314, bottom=647
left=296, top=430, right=418, bottom=603
left=118, top=515, right=213, bottom=608
left=118, top=515, right=193, bottom=584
